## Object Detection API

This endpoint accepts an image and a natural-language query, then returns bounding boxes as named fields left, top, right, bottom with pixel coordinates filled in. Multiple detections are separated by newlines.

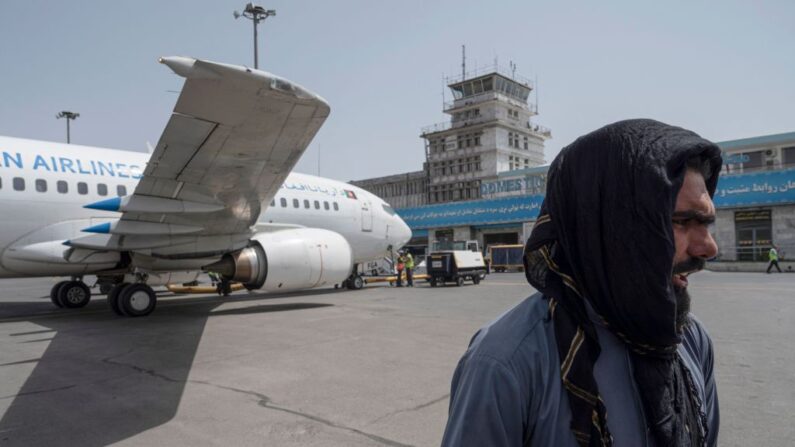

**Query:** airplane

left=0, top=56, right=412, bottom=317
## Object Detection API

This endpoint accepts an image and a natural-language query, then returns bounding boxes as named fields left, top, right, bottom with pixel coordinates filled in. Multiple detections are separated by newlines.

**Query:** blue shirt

left=441, top=293, right=719, bottom=446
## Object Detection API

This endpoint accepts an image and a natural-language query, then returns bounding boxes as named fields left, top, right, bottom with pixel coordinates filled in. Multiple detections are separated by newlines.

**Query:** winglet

left=82, top=222, right=112, bottom=234
left=159, top=56, right=221, bottom=79
left=84, top=197, right=122, bottom=212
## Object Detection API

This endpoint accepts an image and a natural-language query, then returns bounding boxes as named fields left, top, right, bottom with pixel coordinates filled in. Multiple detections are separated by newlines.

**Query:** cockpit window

left=382, top=204, right=396, bottom=216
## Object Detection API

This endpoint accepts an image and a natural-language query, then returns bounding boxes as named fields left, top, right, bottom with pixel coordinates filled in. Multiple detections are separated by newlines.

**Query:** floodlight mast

left=233, top=3, right=276, bottom=69
left=56, top=110, right=79, bottom=144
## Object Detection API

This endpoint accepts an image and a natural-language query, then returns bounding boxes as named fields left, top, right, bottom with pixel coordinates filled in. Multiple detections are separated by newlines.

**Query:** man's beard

left=672, top=257, right=705, bottom=332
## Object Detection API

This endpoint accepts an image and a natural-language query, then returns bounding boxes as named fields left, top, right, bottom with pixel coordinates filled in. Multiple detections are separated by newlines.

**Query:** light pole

left=233, top=3, right=276, bottom=69
left=56, top=111, right=79, bottom=144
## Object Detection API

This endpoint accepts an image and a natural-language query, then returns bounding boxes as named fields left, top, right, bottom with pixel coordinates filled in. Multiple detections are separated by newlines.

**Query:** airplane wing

left=72, top=57, right=329, bottom=257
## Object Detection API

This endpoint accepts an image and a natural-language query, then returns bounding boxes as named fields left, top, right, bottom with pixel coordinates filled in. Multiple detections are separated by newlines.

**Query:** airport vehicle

left=427, top=240, right=486, bottom=287
left=0, top=57, right=412, bottom=316
left=488, top=244, right=525, bottom=272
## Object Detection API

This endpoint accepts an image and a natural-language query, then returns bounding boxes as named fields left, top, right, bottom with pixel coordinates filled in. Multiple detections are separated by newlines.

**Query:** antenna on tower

left=510, top=61, right=517, bottom=79
left=441, top=73, right=446, bottom=108
left=535, top=74, right=539, bottom=113
left=461, top=45, right=466, bottom=79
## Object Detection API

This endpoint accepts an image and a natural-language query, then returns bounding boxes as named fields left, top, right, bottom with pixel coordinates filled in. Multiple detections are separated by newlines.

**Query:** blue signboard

left=397, top=195, right=544, bottom=229
left=397, top=168, right=795, bottom=229
left=714, top=168, right=795, bottom=207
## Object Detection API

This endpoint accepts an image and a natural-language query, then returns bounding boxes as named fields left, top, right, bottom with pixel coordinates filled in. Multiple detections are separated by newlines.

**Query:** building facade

left=351, top=65, right=550, bottom=211
left=421, top=69, right=550, bottom=204
left=349, top=63, right=795, bottom=263
left=395, top=131, right=795, bottom=264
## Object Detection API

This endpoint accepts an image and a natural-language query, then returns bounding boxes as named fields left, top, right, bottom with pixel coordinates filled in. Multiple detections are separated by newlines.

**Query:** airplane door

left=361, top=201, right=373, bottom=232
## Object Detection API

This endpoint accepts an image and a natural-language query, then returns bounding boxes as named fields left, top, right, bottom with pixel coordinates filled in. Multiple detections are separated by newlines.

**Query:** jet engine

left=204, top=228, right=353, bottom=291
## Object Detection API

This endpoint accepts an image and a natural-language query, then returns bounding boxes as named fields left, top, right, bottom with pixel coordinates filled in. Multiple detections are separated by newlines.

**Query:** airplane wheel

left=456, top=276, right=465, bottom=287
left=108, top=283, right=128, bottom=316
left=59, top=281, right=92, bottom=308
left=119, top=284, right=157, bottom=317
left=348, top=275, right=364, bottom=290
left=49, top=281, right=70, bottom=308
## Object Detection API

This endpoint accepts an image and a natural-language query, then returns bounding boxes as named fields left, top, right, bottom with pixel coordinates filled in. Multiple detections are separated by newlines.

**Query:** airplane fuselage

left=0, top=136, right=410, bottom=279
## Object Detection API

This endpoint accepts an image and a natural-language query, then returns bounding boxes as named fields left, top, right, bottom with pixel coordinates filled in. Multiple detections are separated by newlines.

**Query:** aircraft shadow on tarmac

left=0, top=288, right=337, bottom=446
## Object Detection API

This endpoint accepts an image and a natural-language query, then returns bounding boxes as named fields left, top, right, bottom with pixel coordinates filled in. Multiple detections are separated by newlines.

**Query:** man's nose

left=689, top=227, right=718, bottom=260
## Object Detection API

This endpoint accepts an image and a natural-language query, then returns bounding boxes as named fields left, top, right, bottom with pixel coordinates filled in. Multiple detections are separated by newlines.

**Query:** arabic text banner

left=396, top=195, right=544, bottom=229
left=714, top=168, right=795, bottom=208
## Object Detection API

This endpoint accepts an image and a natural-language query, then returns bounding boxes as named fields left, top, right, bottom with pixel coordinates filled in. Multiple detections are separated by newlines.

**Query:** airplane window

left=280, top=198, right=287, bottom=207
left=293, top=198, right=299, bottom=208
left=304, top=199, right=310, bottom=209
left=314, top=200, right=320, bottom=209
left=57, top=180, right=68, bottom=194
left=77, top=182, right=88, bottom=195
left=382, top=204, right=396, bottom=216
left=333, top=202, right=339, bottom=211
left=36, top=179, right=47, bottom=193
left=324, top=201, right=329, bottom=210
left=0, top=177, right=2, bottom=189
left=117, top=185, right=127, bottom=196
left=270, top=199, right=275, bottom=207
left=13, top=177, right=24, bottom=191
left=97, top=183, right=108, bottom=196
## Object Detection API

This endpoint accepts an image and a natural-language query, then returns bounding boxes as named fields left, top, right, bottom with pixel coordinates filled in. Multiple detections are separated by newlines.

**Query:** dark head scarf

left=523, top=119, right=722, bottom=446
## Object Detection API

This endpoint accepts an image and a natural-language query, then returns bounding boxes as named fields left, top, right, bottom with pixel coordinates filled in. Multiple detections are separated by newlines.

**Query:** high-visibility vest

left=769, top=248, right=778, bottom=261
left=405, top=254, right=415, bottom=269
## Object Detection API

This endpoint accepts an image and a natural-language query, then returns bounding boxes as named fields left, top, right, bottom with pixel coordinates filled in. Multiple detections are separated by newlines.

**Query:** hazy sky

left=1, top=0, right=793, bottom=182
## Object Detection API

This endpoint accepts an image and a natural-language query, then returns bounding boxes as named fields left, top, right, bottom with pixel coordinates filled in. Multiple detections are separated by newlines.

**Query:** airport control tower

left=421, top=64, right=550, bottom=204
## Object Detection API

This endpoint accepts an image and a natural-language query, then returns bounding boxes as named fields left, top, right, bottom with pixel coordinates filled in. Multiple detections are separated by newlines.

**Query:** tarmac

left=0, top=271, right=793, bottom=446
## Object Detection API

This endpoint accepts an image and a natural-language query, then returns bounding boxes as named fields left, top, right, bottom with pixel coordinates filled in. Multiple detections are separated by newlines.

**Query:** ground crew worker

left=396, top=251, right=406, bottom=287
left=405, top=252, right=415, bottom=287
left=767, top=245, right=782, bottom=273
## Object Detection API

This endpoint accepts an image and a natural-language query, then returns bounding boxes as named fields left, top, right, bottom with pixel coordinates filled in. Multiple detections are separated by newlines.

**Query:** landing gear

left=343, top=264, right=364, bottom=290
left=50, top=281, right=69, bottom=308
left=107, top=283, right=157, bottom=317
left=346, top=274, right=364, bottom=290
left=50, top=279, right=91, bottom=308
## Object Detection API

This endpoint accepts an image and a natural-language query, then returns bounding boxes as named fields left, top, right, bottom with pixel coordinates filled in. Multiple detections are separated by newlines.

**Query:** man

left=395, top=250, right=406, bottom=287
left=767, top=245, right=782, bottom=273
left=442, top=120, right=720, bottom=447
left=405, top=251, right=415, bottom=287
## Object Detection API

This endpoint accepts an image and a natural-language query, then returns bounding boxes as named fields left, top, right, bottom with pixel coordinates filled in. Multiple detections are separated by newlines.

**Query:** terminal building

left=351, top=67, right=795, bottom=264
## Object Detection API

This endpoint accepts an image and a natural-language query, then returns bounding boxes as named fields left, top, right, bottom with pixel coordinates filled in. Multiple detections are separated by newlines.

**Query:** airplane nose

left=393, top=217, right=412, bottom=248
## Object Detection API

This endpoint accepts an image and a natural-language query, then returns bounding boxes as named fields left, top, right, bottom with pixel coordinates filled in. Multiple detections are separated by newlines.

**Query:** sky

left=1, top=0, right=793, bottom=182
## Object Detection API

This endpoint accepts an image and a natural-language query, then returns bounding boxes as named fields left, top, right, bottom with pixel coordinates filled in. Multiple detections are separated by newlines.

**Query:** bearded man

left=441, top=119, right=720, bottom=446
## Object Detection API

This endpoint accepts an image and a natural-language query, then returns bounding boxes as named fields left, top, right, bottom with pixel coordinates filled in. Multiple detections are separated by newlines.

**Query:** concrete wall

left=773, top=205, right=795, bottom=255
left=713, top=209, right=737, bottom=260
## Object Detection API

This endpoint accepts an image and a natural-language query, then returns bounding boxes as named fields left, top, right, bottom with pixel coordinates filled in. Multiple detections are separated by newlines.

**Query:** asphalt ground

left=0, top=271, right=793, bottom=446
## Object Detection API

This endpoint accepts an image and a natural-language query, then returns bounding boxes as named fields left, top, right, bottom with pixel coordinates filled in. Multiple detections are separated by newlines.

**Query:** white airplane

left=0, top=57, right=412, bottom=317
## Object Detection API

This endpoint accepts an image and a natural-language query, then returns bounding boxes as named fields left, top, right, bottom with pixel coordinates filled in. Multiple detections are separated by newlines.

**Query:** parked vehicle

left=488, top=244, right=525, bottom=272
left=427, top=240, right=487, bottom=287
